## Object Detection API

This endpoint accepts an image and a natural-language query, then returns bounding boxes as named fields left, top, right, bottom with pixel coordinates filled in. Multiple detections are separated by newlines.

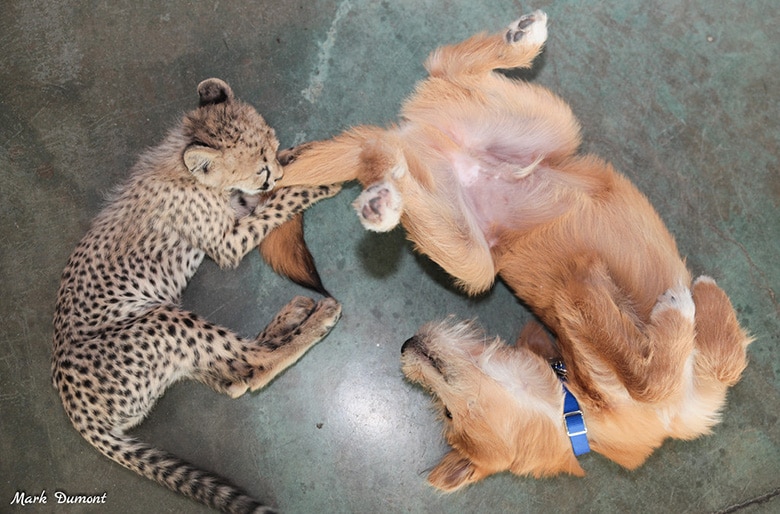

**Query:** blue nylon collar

left=552, top=361, right=590, bottom=456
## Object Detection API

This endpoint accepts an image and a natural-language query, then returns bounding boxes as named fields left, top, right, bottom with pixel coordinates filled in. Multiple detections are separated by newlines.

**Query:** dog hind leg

left=554, top=258, right=696, bottom=403
left=425, top=11, right=548, bottom=79
left=691, top=276, right=751, bottom=386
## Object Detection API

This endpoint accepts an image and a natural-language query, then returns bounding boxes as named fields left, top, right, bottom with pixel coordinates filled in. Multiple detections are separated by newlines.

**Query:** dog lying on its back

left=275, top=11, right=752, bottom=490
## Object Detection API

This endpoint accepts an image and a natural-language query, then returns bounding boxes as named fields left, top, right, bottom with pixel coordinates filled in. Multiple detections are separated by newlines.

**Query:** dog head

left=401, top=318, right=584, bottom=491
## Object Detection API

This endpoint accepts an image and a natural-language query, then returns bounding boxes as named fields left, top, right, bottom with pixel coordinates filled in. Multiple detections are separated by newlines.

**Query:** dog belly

left=452, top=158, right=568, bottom=243
left=461, top=175, right=520, bottom=243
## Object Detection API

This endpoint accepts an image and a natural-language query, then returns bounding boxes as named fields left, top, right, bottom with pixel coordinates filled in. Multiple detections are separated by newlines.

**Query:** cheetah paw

left=353, top=181, right=403, bottom=232
left=306, top=297, right=342, bottom=335
left=651, top=283, right=695, bottom=323
left=277, top=297, right=341, bottom=350
left=505, top=10, right=548, bottom=46
left=264, top=296, right=319, bottom=340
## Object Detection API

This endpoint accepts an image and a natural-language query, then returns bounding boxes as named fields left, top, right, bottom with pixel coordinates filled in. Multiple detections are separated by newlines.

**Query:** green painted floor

left=1, top=1, right=778, bottom=513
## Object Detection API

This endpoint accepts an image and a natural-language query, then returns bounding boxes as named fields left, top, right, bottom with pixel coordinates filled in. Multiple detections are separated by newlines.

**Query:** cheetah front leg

left=206, top=184, right=341, bottom=269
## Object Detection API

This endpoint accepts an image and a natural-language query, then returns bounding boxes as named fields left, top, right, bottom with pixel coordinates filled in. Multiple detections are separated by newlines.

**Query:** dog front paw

left=651, top=283, right=695, bottom=323
left=352, top=181, right=403, bottom=232
left=505, top=10, right=548, bottom=45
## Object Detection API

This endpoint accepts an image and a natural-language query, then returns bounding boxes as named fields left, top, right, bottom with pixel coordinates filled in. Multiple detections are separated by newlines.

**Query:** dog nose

left=401, top=336, right=418, bottom=354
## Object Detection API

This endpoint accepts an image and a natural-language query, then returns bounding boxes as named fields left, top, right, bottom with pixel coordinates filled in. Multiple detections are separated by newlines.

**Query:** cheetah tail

left=88, top=429, right=275, bottom=514
left=259, top=212, right=330, bottom=297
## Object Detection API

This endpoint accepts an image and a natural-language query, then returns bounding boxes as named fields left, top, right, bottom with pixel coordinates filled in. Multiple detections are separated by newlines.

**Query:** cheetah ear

left=196, top=78, right=234, bottom=107
left=184, top=145, right=221, bottom=177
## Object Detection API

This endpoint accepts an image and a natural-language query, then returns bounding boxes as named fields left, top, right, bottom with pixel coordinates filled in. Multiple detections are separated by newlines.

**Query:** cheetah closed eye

left=51, top=78, right=341, bottom=514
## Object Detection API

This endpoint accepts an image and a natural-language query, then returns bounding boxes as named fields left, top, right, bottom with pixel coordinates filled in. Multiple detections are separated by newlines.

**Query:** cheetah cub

left=52, top=78, right=341, bottom=514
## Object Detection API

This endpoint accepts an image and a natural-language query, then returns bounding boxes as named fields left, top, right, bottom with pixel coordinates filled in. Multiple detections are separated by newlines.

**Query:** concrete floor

left=1, top=1, right=778, bottom=512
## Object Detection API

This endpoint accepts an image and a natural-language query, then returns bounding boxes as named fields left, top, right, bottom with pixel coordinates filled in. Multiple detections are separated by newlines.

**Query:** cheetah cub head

left=182, top=78, right=282, bottom=195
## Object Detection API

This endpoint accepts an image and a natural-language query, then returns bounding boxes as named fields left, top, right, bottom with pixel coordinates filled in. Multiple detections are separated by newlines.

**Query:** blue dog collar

left=552, top=361, right=590, bottom=456
left=562, top=383, right=590, bottom=456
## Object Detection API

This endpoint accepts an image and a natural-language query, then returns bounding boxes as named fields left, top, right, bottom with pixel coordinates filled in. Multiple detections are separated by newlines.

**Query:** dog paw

left=651, top=284, right=695, bottom=323
left=694, top=275, right=717, bottom=286
left=352, top=181, right=403, bottom=232
left=505, top=10, right=548, bottom=46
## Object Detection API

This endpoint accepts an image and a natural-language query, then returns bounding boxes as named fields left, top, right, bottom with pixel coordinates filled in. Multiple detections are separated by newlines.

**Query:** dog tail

left=83, top=427, right=273, bottom=514
left=691, top=276, right=752, bottom=386
left=259, top=212, right=330, bottom=296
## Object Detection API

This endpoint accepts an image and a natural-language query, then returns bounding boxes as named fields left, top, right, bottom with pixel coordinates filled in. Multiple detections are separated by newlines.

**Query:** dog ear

left=427, top=450, right=486, bottom=492
left=516, top=320, right=561, bottom=360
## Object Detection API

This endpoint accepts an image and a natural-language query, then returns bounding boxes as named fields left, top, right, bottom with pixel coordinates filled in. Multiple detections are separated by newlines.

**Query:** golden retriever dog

left=272, top=10, right=752, bottom=490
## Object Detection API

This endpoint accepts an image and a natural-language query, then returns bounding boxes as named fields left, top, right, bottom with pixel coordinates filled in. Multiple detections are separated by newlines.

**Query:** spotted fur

left=51, top=78, right=341, bottom=513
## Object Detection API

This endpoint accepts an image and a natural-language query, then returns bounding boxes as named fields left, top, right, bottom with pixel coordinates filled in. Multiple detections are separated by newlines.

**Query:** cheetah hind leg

left=227, top=296, right=342, bottom=396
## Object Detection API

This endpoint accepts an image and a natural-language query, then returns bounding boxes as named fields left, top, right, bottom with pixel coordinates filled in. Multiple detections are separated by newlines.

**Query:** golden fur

left=275, top=11, right=752, bottom=490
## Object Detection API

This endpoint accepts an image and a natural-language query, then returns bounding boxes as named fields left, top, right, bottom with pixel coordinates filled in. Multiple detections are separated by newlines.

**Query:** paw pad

left=505, top=10, right=548, bottom=46
left=352, top=181, right=403, bottom=232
